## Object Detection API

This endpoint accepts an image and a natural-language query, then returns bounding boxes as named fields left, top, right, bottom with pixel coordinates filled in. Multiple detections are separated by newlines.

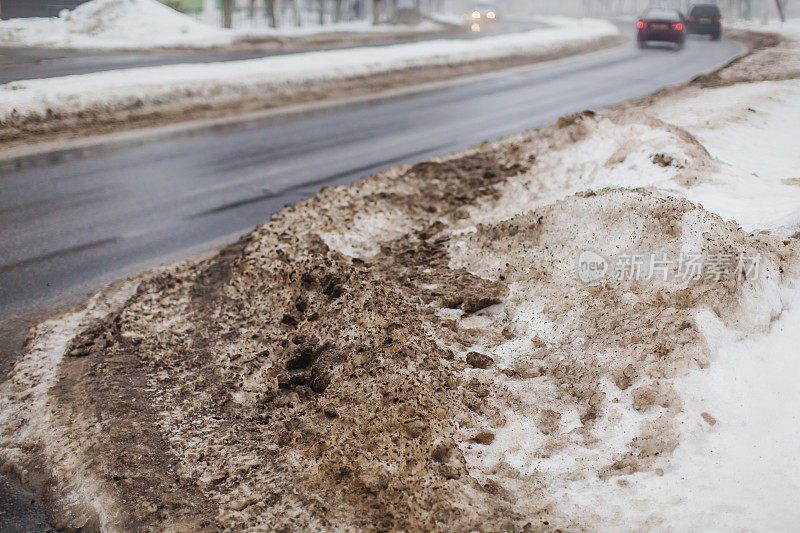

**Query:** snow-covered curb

left=0, top=17, right=619, bottom=124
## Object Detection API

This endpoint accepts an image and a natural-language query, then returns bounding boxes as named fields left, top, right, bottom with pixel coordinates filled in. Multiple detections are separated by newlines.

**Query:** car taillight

left=716, top=18, right=722, bottom=23
left=675, top=22, right=683, bottom=30
left=637, top=20, right=644, bottom=28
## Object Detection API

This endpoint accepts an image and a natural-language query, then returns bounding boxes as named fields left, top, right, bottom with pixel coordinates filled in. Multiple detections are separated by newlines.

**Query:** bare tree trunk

left=373, top=0, right=381, bottom=24
left=266, top=0, right=279, bottom=27
left=391, top=0, right=398, bottom=18
left=776, top=0, right=786, bottom=20
left=291, top=0, right=301, bottom=26
left=335, top=0, right=344, bottom=21
left=319, top=0, right=326, bottom=24
left=249, top=0, right=256, bottom=19
left=222, top=0, right=234, bottom=28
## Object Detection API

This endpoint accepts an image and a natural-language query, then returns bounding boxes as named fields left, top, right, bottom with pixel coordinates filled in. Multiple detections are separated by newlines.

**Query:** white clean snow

left=624, top=300, right=800, bottom=530
left=466, top=79, right=800, bottom=236
left=651, top=80, right=800, bottom=233
left=0, top=17, right=619, bottom=122
left=727, top=17, right=800, bottom=40
left=0, top=0, right=234, bottom=49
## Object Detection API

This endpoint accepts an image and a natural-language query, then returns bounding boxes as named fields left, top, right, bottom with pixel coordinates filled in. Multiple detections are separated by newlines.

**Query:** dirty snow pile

left=0, top=17, right=619, bottom=124
left=2, top=27, right=800, bottom=533
left=0, top=0, right=233, bottom=49
left=429, top=78, right=800, bottom=529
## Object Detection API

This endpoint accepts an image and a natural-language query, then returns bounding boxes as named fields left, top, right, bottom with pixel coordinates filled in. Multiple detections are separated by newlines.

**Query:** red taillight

left=675, top=22, right=683, bottom=30
left=636, top=20, right=644, bottom=28
left=716, top=18, right=722, bottom=23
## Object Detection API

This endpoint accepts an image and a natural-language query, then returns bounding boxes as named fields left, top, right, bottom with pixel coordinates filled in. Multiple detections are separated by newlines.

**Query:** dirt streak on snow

left=0, top=279, right=141, bottom=530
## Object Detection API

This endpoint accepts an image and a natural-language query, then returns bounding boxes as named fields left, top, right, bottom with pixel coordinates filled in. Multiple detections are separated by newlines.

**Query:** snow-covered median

left=0, top=17, right=619, bottom=125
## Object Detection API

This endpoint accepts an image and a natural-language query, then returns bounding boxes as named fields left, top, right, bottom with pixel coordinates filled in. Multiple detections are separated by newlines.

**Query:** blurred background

left=1, top=0, right=796, bottom=27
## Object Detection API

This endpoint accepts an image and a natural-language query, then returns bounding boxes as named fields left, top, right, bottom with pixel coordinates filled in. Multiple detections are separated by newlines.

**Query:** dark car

left=637, top=8, right=686, bottom=49
left=687, top=4, right=722, bottom=40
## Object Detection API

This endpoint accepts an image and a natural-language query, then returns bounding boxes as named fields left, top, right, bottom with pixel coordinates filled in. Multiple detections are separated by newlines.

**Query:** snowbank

left=0, top=0, right=234, bottom=49
left=0, top=17, right=619, bottom=122
left=727, top=17, right=800, bottom=41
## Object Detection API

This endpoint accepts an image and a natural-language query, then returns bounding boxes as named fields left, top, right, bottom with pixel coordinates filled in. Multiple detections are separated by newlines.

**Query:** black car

left=637, top=8, right=686, bottom=48
left=687, top=4, right=722, bottom=40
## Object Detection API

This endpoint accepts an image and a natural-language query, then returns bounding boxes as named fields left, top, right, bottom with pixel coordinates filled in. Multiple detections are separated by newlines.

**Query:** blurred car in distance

left=465, top=2, right=499, bottom=32
left=637, top=8, right=686, bottom=49
left=687, top=3, right=723, bottom=40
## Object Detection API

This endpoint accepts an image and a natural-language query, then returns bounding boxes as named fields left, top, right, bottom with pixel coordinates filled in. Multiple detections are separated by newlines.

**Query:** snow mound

left=442, top=188, right=793, bottom=529
left=0, top=0, right=233, bottom=49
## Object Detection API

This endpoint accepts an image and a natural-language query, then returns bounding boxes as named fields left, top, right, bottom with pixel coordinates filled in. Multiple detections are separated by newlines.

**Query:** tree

left=775, top=0, right=786, bottom=21
left=373, top=0, right=381, bottom=24
left=265, top=0, right=279, bottom=27
left=335, top=0, right=344, bottom=21
left=222, top=0, right=234, bottom=28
